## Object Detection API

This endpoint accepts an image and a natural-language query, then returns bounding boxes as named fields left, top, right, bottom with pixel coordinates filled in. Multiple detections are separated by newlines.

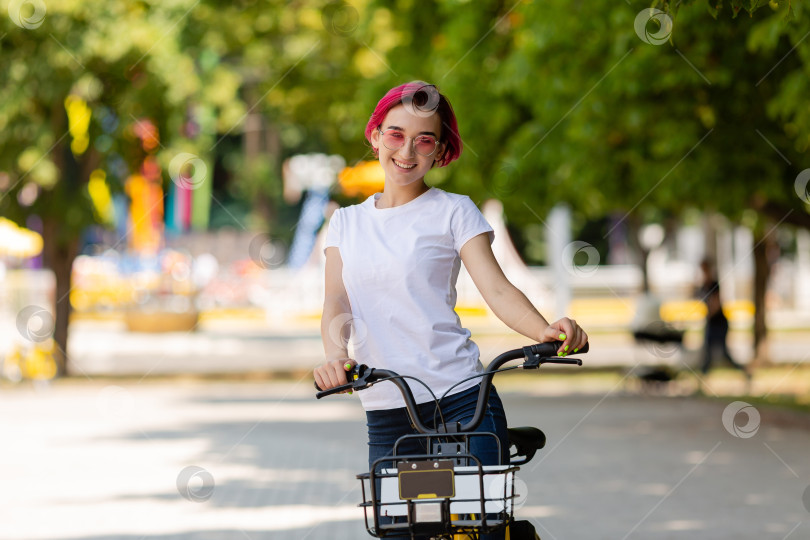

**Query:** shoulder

left=332, top=197, right=372, bottom=220
left=430, top=187, right=467, bottom=204
left=430, top=188, right=476, bottom=211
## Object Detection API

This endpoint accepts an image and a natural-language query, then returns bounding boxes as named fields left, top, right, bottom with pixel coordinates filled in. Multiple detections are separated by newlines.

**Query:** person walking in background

left=698, top=259, right=751, bottom=383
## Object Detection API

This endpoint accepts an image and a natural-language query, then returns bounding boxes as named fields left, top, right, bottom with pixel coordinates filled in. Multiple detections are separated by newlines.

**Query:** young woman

left=314, top=81, right=588, bottom=538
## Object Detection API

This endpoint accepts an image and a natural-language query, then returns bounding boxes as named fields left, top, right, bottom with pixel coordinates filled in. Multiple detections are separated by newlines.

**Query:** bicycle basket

left=358, top=453, right=519, bottom=538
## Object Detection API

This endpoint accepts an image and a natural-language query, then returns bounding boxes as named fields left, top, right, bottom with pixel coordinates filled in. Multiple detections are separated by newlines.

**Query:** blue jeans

left=366, top=384, right=508, bottom=539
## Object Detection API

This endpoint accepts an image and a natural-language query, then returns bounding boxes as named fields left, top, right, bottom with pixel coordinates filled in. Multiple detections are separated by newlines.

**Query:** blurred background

left=1, top=1, right=809, bottom=539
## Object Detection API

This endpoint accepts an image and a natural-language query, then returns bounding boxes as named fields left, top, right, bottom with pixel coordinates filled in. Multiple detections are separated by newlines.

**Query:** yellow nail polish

left=574, top=348, right=579, bottom=353
left=564, top=345, right=569, bottom=351
left=558, top=333, right=566, bottom=340
left=344, top=362, right=352, bottom=370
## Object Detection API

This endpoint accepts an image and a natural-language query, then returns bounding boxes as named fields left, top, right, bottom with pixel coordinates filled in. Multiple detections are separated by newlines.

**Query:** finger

left=561, top=321, right=574, bottom=355
left=541, top=325, right=565, bottom=356
left=566, top=320, right=582, bottom=355
left=555, top=318, right=576, bottom=355
left=329, top=362, right=348, bottom=388
left=567, top=324, right=587, bottom=353
left=321, top=362, right=338, bottom=389
left=314, top=368, right=327, bottom=391
left=541, top=324, right=563, bottom=344
left=577, top=330, right=589, bottom=352
left=340, top=359, right=357, bottom=394
left=564, top=321, right=579, bottom=351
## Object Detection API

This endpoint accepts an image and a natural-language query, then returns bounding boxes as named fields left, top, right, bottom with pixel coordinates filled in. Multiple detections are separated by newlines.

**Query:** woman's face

left=371, top=104, right=444, bottom=187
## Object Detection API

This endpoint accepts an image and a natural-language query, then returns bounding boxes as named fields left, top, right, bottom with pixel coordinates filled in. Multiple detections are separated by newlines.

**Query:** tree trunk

left=626, top=215, right=650, bottom=293
left=41, top=216, right=79, bottom=377
left=751, top=229, right=770, bottom=368
left=40, top=96, right=99, bottom=377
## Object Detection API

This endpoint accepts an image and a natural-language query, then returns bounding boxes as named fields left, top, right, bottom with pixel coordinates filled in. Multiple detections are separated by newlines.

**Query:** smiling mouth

left=393, top=159, right=417, bottom=170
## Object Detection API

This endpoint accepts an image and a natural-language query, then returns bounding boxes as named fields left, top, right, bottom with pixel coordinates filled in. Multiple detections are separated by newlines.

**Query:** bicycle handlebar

left=314, top=382, right=354, bottom=399
left=315, top=341, right=588, bottom=433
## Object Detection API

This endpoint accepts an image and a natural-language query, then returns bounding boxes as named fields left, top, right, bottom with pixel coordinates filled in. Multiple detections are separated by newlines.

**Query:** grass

left=493, top=364, right=810, bottom=413
left=713, top=393, right=810, bottom=414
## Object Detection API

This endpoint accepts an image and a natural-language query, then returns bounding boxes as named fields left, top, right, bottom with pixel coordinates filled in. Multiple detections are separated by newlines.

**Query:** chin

left=389, top=173, right=424, bottom=186
left=384, top=165, right=425, bottom=185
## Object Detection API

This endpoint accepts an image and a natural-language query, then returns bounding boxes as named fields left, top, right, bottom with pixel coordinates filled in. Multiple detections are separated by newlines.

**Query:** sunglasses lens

left=380, top=130, right=437, bottom=156
left=382, top=131, right=405, bottom=150
left=413, top=136, right=437, bottom=156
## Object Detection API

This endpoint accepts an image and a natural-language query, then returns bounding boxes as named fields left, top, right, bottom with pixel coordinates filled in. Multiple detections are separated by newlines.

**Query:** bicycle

left=316, top=340, right=588, bottom=539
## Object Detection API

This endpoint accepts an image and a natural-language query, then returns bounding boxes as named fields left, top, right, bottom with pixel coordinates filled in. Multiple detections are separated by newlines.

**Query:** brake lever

left=521, top=342, right=588, bottom=369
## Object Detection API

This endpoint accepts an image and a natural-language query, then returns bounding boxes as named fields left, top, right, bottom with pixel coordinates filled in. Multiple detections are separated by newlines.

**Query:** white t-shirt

left=324, top=187, right=494, bottom=411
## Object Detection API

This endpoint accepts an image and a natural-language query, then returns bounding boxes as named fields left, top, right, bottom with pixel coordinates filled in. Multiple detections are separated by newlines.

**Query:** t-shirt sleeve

left=451, top=197, right=494, bottom=253
left=323, top=208, right=341, bottom=253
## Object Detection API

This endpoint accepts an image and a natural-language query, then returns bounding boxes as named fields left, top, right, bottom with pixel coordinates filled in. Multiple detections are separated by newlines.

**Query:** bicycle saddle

left=507, top=426, right=546, bottom=466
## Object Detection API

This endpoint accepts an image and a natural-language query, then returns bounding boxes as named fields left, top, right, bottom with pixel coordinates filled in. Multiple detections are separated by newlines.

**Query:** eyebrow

left=385, top=125, right=438, bottom=137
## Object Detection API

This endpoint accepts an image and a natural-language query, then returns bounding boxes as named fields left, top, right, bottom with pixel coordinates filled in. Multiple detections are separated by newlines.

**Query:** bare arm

left=314, top=247, right=357, bottom=391
left=460, top=233, right=588, bottom=354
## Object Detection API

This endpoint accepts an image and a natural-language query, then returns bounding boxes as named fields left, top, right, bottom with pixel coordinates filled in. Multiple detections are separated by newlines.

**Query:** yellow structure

left=338, top=160, right=385, bottom=197
left=65, top=95, right=91, bottom=156
left=125, top=173, right=164, bottom=254
left=0, top=217, right=43, bottom=258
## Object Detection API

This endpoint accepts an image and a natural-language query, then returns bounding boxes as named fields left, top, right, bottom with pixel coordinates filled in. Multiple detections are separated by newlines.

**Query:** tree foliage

left=0, top=0, right=370, bottom=372
left=351, top=0, right=807, bottom=229
left=1, top=0, right=809, bottom=372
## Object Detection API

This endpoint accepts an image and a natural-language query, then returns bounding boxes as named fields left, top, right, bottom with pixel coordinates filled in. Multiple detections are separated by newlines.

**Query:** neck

left=376, top=181, right=430, bottom=209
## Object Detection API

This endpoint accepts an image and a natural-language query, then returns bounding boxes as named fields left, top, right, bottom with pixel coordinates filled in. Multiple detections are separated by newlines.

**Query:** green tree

left=0, top=1, right=258, bottom=374
left=0, top=0, right=389, bottom=375
left=650, top=0, right=810, bottom=360
left=351, top=0, right=808, bottom=364
left=3, top=0, right=807, bottom=375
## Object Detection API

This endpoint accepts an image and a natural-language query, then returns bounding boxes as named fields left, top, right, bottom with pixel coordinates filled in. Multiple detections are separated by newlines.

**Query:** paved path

left=0, top=379, right=808, bottom=539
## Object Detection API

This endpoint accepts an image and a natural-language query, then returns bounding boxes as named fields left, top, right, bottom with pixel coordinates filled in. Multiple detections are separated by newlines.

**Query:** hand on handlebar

left=314, top=357, right=357, bottom=395
left=541, top=317, right=588, bottom=357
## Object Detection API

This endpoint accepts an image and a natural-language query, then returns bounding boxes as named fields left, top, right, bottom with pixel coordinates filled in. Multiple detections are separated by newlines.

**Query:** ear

left=434, top=141, right=447, bottom=165
left=370, top=128, right=380, bottom=154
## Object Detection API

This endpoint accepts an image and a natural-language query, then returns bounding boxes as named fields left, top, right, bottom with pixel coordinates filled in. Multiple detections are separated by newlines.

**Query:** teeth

left=394, top=159, right=416, bottom=169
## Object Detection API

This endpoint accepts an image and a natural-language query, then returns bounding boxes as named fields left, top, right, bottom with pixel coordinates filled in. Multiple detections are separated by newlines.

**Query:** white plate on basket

left=376, top=465, right=515, bottom=517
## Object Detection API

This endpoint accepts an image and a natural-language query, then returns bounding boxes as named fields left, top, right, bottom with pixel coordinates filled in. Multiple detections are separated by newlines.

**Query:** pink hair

left=364, top=81, right=462, bottom=167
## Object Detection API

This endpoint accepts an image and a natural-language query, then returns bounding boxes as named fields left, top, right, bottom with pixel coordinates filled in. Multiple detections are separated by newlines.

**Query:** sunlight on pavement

left=0, top=382, right=368, bottom=539
left=2, top=381, right=808, bottom=539
left=515, top=505, right=559, bottom=518
left=0, top=502, right=360, bottom=539
left=656, top=520, right=706, bottom=531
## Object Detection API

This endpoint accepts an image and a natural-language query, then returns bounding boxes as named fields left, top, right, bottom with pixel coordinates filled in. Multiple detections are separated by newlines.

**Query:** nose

left=397, top=137, right=416, bottom=159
